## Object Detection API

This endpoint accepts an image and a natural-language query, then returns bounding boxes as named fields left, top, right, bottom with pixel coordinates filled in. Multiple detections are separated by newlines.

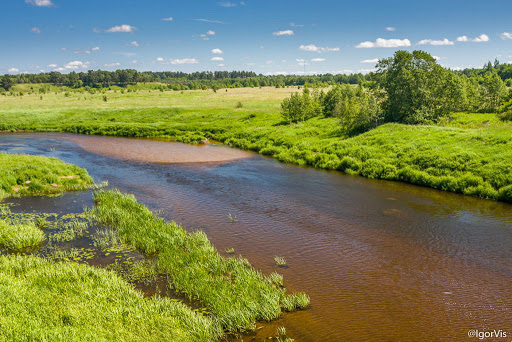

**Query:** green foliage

left=479, top=70, right=508, bottom=113
left=92, top=190, right=309, bottom=332
left=281, top=87, right=322, bottom=123
left=0, top=255, right=221, bottom=341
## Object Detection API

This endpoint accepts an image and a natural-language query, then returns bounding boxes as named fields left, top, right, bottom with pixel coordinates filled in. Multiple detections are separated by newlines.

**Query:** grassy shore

left=1, top=86, right=511, bottom=202
left=92, top=190, right=309, bottom=332
left=0, top=153, right=94, bottom=199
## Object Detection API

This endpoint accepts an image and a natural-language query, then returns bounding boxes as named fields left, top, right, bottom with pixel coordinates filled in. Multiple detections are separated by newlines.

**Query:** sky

left=2, top=0, right=512, bottom=75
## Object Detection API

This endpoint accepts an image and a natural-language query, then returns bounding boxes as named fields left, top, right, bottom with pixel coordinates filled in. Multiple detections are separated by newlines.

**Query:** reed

left=0, top=220, right=44, bottom=251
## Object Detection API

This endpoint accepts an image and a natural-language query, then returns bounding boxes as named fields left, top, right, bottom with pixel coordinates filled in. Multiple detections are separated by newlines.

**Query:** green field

left=1, top=85, right=511, bottom=202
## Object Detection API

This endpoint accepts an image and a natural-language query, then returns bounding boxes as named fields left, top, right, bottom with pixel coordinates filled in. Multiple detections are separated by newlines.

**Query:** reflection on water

left=1, top=132, right=511, bottom=342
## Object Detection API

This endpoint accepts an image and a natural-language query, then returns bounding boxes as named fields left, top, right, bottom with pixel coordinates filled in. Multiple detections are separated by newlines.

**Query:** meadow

left=0, top=85, right=511, bottom=202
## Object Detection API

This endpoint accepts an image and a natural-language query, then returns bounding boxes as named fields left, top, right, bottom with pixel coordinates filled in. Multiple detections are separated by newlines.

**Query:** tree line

left=281, top=51, right=512, bottom=133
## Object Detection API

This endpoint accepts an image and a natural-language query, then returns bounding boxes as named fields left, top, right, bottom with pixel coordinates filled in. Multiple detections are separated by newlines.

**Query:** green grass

left=92, top=189, right=310, bottom=332
left=0, top=255, right=221, bottom=342
left=0, top=153, right=94, bottom=198
left=1, top=86, right=511, bottom=202
left=0, top=220, right=44, bottom=251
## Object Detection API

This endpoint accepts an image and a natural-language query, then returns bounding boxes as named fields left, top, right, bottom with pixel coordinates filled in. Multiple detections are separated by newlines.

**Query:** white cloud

left=265, top=71, right=288, bottom=76
left=273, top=30, right=294, bottom=36
left=356, top=38, right=411, bottom=48
left=217, top=64, right=225, bottom=67
left=290, top=22, right=304, bottom=27
left=433, top=56, right=440, bottom=60
left=311, top=58, right=326, bottom=62
left=360, top=58, right=379, bottom=63
left=211, top=57, right=224, bottom=61
left=218, top=1, right=237, bottom=7
left=25, top=0, right=53, bottom=7
left=211, top=48, right=224, bottom=54
left=162, top=17, right=173, bottom=21
left=47, top=64, right=57, bottom=68
left=156, top=57, right=164, bottom=62
left=456, top=34, right=489, bottom=42
left=31, top=27, right=41, bottom=34
left=418, top=38, right=454, bottom=46
left=91, top=46, right=100, bottom=51
left=206, top=30, right=215, bottom=35
left=501, top=32, right=512, bottom=40
left=104, top=62, right=121, bottom=68
left=190, top=19, right=225, bottom=24
left=62, top=61, right=89, bottom=70
left=299, top=44, right=340, bottom=53
left=358, top=68, right=376, bottom=74
left=170, top=58, right=198, bottom=64
left=105, top=25, right=136, bottom=33
left=385, top=27, right=396, bottom=31
left=130, top=41, right=139, bottom=47
left=8, top=68, right=19, bottom=73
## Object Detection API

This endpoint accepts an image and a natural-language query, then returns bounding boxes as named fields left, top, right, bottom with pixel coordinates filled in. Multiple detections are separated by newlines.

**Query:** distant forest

left=1, top=59, right=512, bottom=91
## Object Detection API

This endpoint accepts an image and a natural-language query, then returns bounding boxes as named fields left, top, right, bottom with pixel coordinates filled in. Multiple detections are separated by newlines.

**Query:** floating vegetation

left=46, top=247, right=96, bottom=262
left=274, top=255, right=287, bottom=267
left=275, top=327, right=294, bottom=342
left=105, top=259, right=158, bottom=286
left=225, top=247, right=235, bottom=254
left=92, top=228, right=123, bottom=249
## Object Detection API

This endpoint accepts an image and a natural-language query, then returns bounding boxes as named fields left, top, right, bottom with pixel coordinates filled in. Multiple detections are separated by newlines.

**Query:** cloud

left=356, top=38, right=411, bottom=48
left=206, top=30, right=215, bottom=35
left=265, top=71, right=288, bottom=76
left=53, top=61, right=90, bottom=71
left=105, top=25, right=136, bottom=33
left=130, top=41, right=139, bottom=47
left=25, top=0, right=53, bottom=7
left=91, top=46, right=100, bottom=51
left=418, top=38, right=454, bottom=46
left=311, top=58, right=326, bottom=62
left=162, top=17, right=173, bottom=21
left=385, top=27, right=396, bottom=31
left=190, top=19, right=225, bottom=24
left=273, top=30, right=294, bottom=36
left=104, top=62, right=121, bottom=68
left=361, top=58, right=379, bottom=63
left=433, top=56, right=441, bottom=60
left=8, top=68, right=19, bottom=73
left=456, top=34, right=489, bottom=42
left=211, top=48, right=224, bottom=54
left=218, top=1, right=237, bottom=7
left=217, top=64, right=225, bottom=67
left=299, top=44, right=340, bottom=53
left=501, top=32, right=512, bottom=40
left=211, top=57, right=224, bottom=61
left=170, top=58, right=198, bottom=64
left=156, top=57, right=164, bottom=62
left=31, top=27, right=41, bottom=34
left=290, top=22, right=304, bottom=27
left=47, top=64, right=57, bottom=68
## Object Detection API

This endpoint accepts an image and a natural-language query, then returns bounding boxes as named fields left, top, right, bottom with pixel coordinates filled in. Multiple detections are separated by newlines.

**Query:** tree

left=480, top=70, right=507, bottom=113
left=0, top=75, right=14, bottom=90
left=281, top=87, right=322, bottom=123
left=376, top=50, right=467, bottom=123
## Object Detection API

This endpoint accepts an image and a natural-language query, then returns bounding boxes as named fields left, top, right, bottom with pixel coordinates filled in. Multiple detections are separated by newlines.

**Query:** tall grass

left=0, top=220, right=44, bottom=251
left=92, top=189, right=310, bottom=332
left=0, top=255, right=221, bottom=341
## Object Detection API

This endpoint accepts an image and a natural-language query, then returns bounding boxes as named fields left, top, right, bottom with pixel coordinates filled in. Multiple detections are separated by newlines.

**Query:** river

left=1, top=132, right=511, bottom=341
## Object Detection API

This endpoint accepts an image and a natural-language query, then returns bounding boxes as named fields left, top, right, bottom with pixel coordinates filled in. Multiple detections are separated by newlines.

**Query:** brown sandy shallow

left=61, top=134, right=254, bottom=164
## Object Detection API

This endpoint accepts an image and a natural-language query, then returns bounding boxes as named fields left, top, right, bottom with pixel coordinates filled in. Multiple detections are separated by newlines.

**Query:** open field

left=1, top=86, right=511, bottom=202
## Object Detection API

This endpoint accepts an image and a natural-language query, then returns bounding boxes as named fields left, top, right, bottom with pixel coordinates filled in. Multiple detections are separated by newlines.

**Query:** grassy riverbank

left=0, top=86, right=511, bottom=202
left=0, top=153, right=93, bottom=199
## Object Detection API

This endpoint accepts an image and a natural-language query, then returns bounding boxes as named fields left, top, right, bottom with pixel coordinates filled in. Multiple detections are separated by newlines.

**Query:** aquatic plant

left=276, top=327, right=294, bottom=342
left=228, top=213, right=237, bottom=222
left=92, top=190, right=310, bottom=333
left=267, top=272, right=284, bottom=287
left=274, top=255, right=287, bottom=267
left=225, top=247, right=235, bottom=254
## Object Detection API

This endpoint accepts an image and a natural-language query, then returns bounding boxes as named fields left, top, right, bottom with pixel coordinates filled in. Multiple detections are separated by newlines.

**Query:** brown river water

left=1, top=132, right=511, bottom=341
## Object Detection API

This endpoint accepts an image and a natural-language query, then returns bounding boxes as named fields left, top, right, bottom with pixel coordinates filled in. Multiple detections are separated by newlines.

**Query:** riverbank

left=1, top=87, right=511, bottom=202
left=0, top=153, right=307, bottom=340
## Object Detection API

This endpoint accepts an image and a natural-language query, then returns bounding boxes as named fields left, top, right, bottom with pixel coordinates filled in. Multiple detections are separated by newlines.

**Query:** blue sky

left=2, top=0, right=512, bottom=75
